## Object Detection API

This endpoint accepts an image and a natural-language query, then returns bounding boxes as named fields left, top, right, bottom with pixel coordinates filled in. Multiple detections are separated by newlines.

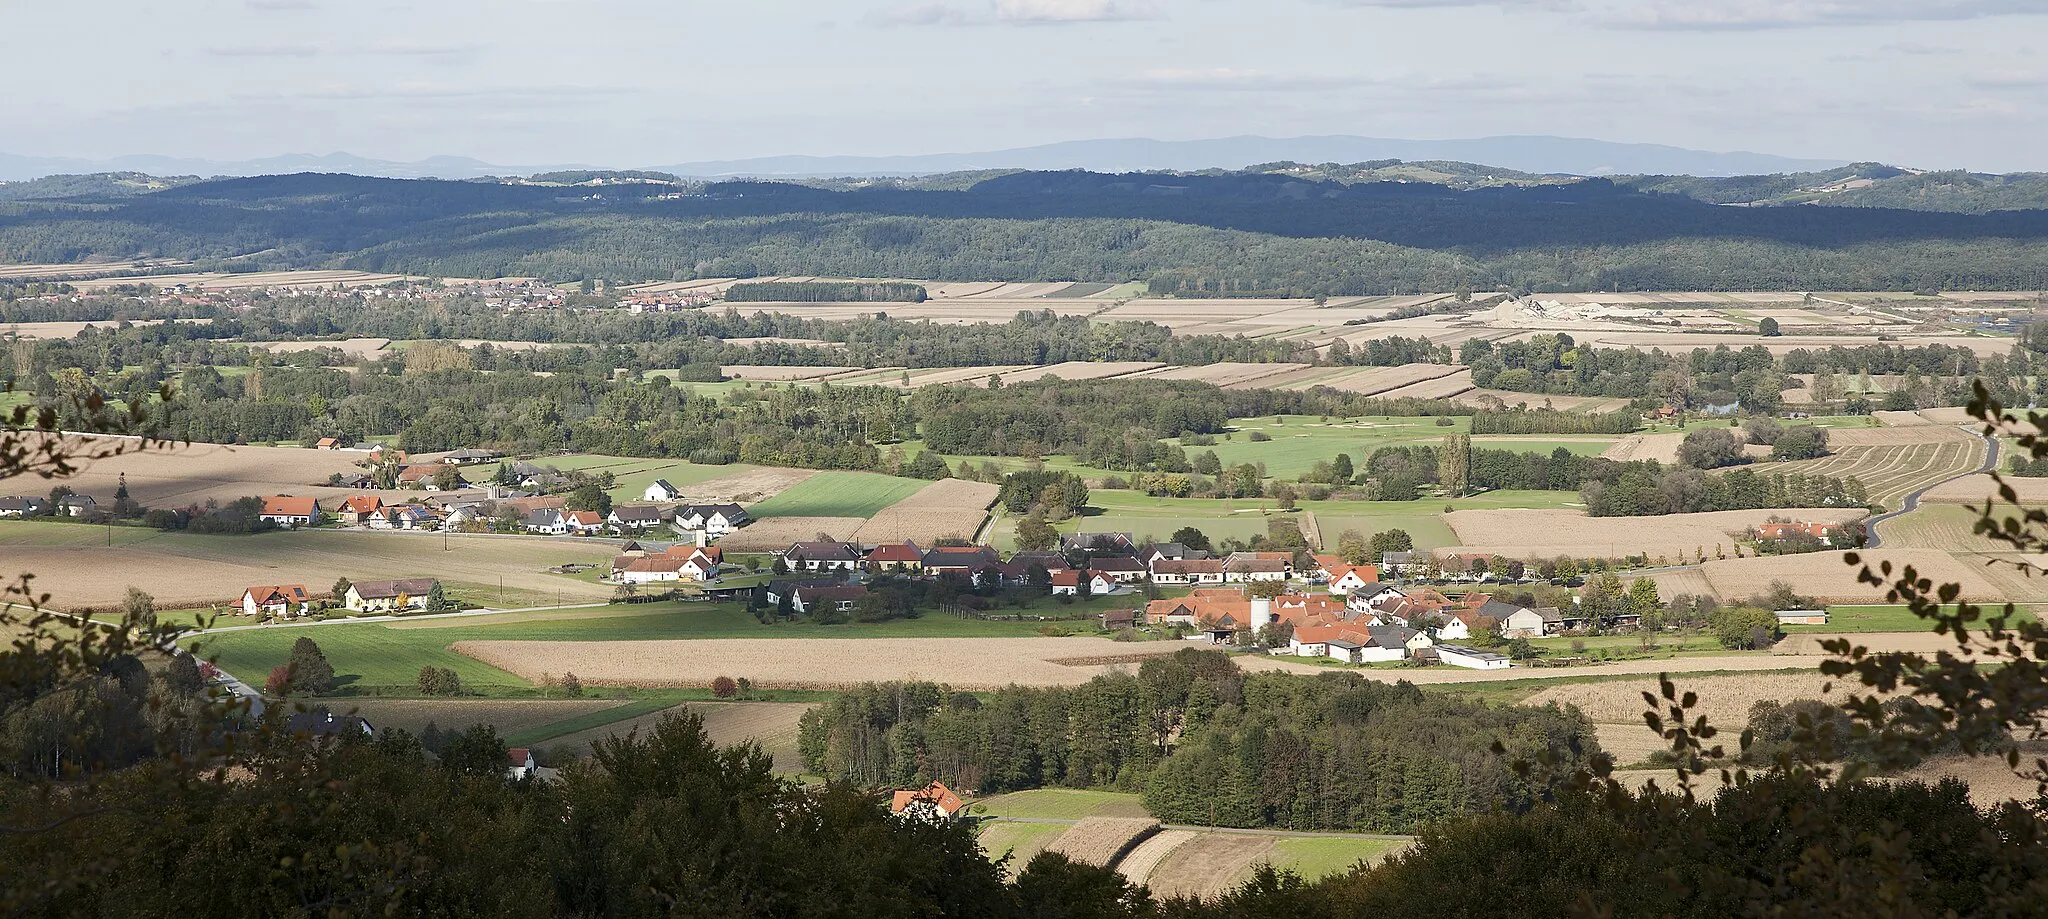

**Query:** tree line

left=797, top=650, right=1599, bottom=834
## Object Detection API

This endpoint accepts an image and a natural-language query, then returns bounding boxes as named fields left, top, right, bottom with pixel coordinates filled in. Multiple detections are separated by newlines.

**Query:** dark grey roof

left=788, top=541, right=859, bottom=561
left=1366, top=624, right=1418, bottom=649
left=1473, top=599, right=1528, bottom=621
left=1089, top=556, right=1147, bottom=572
left=352, top=578, right=439, bottom=599
left=611, top=505, right=666, bottom=522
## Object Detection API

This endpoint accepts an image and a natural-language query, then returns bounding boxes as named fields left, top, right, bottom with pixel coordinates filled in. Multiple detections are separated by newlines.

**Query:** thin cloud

left=246, top=0, right=318, bottom=8
left=874, top=0, right=1158, bottom=25
left=1607, top=0, right=2048, bottom=30
left=366, top=40, right=488, bottom=56
left=205, top=43, right=322, bottom=58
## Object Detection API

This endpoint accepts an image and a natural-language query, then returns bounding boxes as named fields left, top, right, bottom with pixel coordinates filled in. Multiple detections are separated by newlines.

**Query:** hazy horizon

left=7, top=0, right=2047, bottom=173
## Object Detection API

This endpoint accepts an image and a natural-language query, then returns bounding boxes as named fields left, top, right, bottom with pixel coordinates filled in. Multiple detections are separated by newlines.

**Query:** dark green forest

left=798, top=652, right=1597, bottom=834
left=8, top=169, right=2048, bottom=293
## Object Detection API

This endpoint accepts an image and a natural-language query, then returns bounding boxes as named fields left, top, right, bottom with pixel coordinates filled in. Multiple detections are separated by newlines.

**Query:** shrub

left=710, top=676, right=739, bottom=698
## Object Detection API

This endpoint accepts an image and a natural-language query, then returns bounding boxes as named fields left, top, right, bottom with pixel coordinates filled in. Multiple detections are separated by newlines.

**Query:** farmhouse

left=1146, top=543, right=1213, bottom=564
left=506, top=748, right=537, bottom=780
left=440, top=448, right=501, bottom=466
left=259, top=496, right=320, bottom=528
left=338, top=495, right=384, bottom=526
left=1323, top=564, right=1380, bottom=595
left=765, top=578, right=839, bottom=606
left=1436, top=644, right=1512, bottom=670
left=1088, top=555, right=1149, bottom=584
left=890, top=781, right=966, bottom=824
left=785, top=541, right=862, bottom=572
left=607, top=505, right=668, bottom=532
left=523, top=508, right=572, bottom=536
left=241, top=584, right=311, bottom=617
left=867, top=541, right=924, bottom=573
left=1757, top=520, right=1840, bottom=543
left=1062, top=532, right=1134, bottom=555
left=372, top=504, right=437, bottom=531
left=793, top=584, right=869, bottom=616
left=1290, top=624, right=1408, bottom=664
left=922, top=546, right=1002, bottom=582
left=314, top=437, right=343, bottom=450
left=1223, top=553, right=1290, bottom=583
left=1150, top=558, right=1225, bottom=585
left=345, top=578, right=439, bottom=613
left=1500, top=606, right=1575, bottom=638
left=675, top=504, right=749, bottom=536
left=644, top=479, right=684, bottom=502
left=56, top=494, right=97, bottom=517
left=1101, top=608, right=1136, bottom=630
left=618, top=545, right=723, bottom=584
left=1050, top=570, right=1082, bottom=596
left=564, top=510, right=605, bottom=535
left=0, top=496, right=48, bottom=517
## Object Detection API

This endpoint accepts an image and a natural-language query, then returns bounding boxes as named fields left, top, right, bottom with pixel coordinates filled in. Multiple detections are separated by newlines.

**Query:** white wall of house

left=1436, top=619, right=1471, bottom=641
left=1357, top=646, right=1404, bottom=663
left=1438, top=648, right=1511, bottom=670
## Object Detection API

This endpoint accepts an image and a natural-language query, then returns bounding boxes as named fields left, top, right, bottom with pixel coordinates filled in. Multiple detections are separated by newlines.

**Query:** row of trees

left=797, top=650, right=1600, bottom=834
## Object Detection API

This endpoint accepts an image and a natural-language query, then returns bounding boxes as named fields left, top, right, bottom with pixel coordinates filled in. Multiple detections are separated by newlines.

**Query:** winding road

left=1862, top=429, right=1998, bottom=550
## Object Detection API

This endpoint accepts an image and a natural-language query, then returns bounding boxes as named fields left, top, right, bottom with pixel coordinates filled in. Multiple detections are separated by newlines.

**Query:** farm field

left=976, top=789, right=1153, bottom=820
left=451, top=636, right=1193, bottom=691
left=1875, top=504, right=2019, bottom=554
left=1757, top=433, right=1985, bottom=510
left=743, top=471, right=930, bottom=518
left=1781, top=604, right=2041, bottom=633
left=2, top=524, right=615, bottom=611
left=541, top=701, right=813, bottom=770
left=714, top=516, right=866, bottom=549
left=1697, top=548, right=2026, bottom=604
left=6, top=433, right=383, bottom=507
left=1063, top=490, right=1467, bottom=550
left=849, top=478, right=1000, bottom=544
left=187, top=601, right=1120, bottom=693
left=979, top=822, right=1069, bottom=874
left=1921, top=473, right=2048, bottom=505
left=1443, top=507, right=1869, bottom=564
left=540, top=455, right=796, bottom=505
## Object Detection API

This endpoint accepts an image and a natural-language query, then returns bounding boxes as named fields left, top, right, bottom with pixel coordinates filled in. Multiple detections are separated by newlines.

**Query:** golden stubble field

left=0, top=528, right=617, bottom=610
left=1443, top=507, right=1868, bottom=563
left=8, top=434, right=391, bottom=507
left=849, top=478, right=1000, bottom=545
left=450, top=636, right=1191, bottom=690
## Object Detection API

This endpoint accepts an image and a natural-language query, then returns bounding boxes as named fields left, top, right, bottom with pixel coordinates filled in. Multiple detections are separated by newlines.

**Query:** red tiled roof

left=261, top=496, right=318, bottom=517
left=1050, top=570, right=1081, bottom=587
left=244, top=584, right=310, bottom=606
left=340, top=495, right=383, bottom=514
left=889, top=781, right=965, bottom=816
left=868, top=542, right=923, bottom=563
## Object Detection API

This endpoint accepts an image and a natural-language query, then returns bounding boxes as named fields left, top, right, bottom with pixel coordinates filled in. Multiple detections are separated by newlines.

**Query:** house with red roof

left=866, top=541, right=924, bottom=573
left=241, top=584, right=311, bottom=617
left=890, top=781, right=967, bottom=824
left=1324, top=564, right=1380, bottom=595
left=258, top=496, right=320, bottom=528
left=1050, top=569, right=1083, bottom=596
left=338, top=495, right=384, bottom=526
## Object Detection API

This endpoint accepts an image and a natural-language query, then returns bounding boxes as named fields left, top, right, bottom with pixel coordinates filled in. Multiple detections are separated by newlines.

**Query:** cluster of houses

left=238, top=578, right=443, bottom=618
left=0, top=494, right=99, bottom=518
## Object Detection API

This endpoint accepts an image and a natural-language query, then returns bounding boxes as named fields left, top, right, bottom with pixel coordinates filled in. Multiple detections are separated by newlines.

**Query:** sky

left=7, top=0, right=2048, bottom=171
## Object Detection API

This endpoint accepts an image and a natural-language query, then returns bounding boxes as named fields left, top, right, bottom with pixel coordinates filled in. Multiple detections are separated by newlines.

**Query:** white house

left=523, top=508, right=571, bottom=536
left=564, top=510, right=605, bottom=535
left=784, top=541, right=861, bottom=572
left=56, top=494, right=97, bottom=517
left=345, top=578, right=438, bottom=613
left=506, top=747, right=537, bottom=779
left=1050, top=570, right=1082, bottom=596
left=673, top=504, right=749, bottom=537
left=1089, top=572, right=1117, bottom=595
left=644, top=479, right=683, bottom=502
left=1436, top=644, right=1511, bottom=670
left=1290, top=625, right=1406, bottom=664
left=1324, top=565, right=1380, bottom=596
left=241, top=584, right=311, bottom=617
left=608, top=505, right=668, bottom=532
left=0, top=496, right=48, bottom=518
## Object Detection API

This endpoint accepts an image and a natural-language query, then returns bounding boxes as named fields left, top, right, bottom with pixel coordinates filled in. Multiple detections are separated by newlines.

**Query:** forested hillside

left=7, top=170, right=2048, bottom=293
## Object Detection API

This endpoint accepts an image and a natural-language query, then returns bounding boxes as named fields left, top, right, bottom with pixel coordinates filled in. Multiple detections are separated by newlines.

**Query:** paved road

left=1863, top=428, right=1998, bottom=550
left=981, top=816, right=1414, bottom=841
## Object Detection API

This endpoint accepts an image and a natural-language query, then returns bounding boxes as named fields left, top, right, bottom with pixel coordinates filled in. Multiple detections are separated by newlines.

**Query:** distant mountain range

left=0, top=134, right=1847, bottom=183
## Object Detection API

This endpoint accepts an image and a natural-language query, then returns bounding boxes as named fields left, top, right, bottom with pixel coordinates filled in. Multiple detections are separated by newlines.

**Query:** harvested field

left=721, top=337, right=844, bottom=349
left=333, top=698, right=625, bottom=737
left=984, top=361, right=1164, bottom=386
left=1877, top=505, right=2016, bottom=553
left=849, top=478, right=1000, bottom=545
left=1143, top=834, right=1278, bottom=900
left=449, top=637, right=1188, bottom=690
left=1, top=528, right=615, bottom=610
left=1600, top=431, right=1689, bottom=465
left=1455, top=389, right=1632, bottom=413
left=1115, top=829, right=1197, bottom=884
left=715, top=516, right=865, bottom=550
left=1, top=318, right=208, bottom=339
left=684, top=467, right=816, bottom=505
left=1045, top=817, right=1160, bottom=867
left=11, top=433, right=388, bottom=507
left=1759, top=438, right=1984, bottom=509
left=545, top=701, right=813, bottom=770
left=1443, top=507, right=1867, bottom=563
left=881, top=366, right=1032, bottom=388
left=247, top=338, right=391, bottom=358
left=1314, top=364, right=1463, bottom=397
left=1134, top=363, right=1310, bottom=388
left=1699, top=549, right=2016, bottom=604
left=1524, top=672, right=1857, bottom=727
left=1873, top=410, right=1933, bottom=426
left=720, top=365, right=859, bottom=381
left=0, top=259, right=180, bottom=280
left=1374, top=369, right=1475, bottom=401
left=1642, top=566, right=1716, bottom=599
left=1922, top=473, right=2048, bottom=505
left=1822, top=425, right=1977, bottom=447
left=1896, top=744, right=2048, bottom=806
